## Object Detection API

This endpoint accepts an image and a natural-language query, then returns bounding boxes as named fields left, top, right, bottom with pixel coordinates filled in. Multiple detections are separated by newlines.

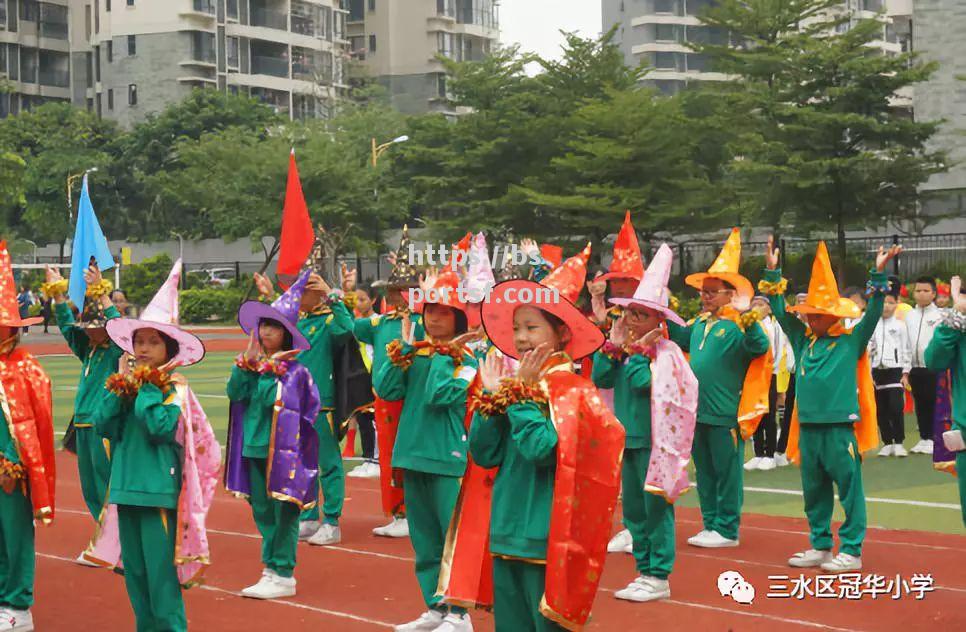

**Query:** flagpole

left=239, top=240, right=281, bottom=307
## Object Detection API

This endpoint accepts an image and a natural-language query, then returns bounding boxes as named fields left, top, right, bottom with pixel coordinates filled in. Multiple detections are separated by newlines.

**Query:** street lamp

left=370, top=135, right=410, bottom=167
left=170, top=231, right=184, bottom=262
left=66, top=167, right=99, bottom=223
left=22, top=239, right=38, bottom=264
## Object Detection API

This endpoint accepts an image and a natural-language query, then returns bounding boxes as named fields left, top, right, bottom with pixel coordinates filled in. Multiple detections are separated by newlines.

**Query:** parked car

left=203, top=267, right=236, bottom=287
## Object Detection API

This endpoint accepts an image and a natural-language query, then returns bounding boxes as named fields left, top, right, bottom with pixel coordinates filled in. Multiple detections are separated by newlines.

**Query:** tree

left=114, top=89, right=283, bottom=240
left=693, top=0, right=947, bottom=274
left=0, top=152, right=26, bottom=225
left=0, top=103, right=119, bottom=255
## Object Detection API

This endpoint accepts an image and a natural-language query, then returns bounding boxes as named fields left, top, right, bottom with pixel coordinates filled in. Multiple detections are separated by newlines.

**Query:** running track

left=36, top=451, right=966, bottom=631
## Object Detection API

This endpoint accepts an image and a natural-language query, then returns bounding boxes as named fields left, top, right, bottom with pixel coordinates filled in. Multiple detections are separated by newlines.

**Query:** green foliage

left=0, top=152, right=26, bottom=220
left=179, top=287, right=246, bottom=324
left=119, top=253, right=175, bottom=307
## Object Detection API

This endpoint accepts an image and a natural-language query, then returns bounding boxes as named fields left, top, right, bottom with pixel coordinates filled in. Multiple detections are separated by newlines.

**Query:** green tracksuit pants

left=301, top=411, right=345, bottom=526
left=492, top=557, right=566, bottom=631
left=691, top=424, right=744, bottom=541
left=622, top=447, right=675, bottom=579
left=76, top=425, right=112, bottom=519
left=0, top=485, right=34, bottom=611
left=247, top=458, right=301, bottom=578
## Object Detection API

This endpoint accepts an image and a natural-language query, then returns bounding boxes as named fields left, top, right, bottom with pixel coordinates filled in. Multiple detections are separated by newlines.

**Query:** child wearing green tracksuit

left=97, top=352, right=188, bottom=631
left=46, top=265, right=123, bottom=530
left=296, top=287, right=355, bottom=546
left=667, top=305, right=769, bottom=547
left=924, top=277, right=966, bottom=527
left=762, top=238, right=900, bottom=572
left=374, top=275, right=478, bottom=632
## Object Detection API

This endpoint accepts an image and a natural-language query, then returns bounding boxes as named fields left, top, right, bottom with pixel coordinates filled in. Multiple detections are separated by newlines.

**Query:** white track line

left=36, top=552, right=393, bottom=629
left=741, top=484, right=961, bottom=510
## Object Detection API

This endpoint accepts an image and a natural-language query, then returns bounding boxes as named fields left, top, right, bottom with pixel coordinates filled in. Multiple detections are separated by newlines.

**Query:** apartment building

left=345, top=0, right=498, bottom=115
left=0, top=0, right=348, bottom=124
left=603, top=0, right=912, bottom=94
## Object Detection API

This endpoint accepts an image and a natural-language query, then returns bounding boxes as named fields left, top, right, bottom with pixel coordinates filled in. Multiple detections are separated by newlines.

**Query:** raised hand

left=479, top=352, right=509, bottom=392
left=270, top=349, right=301, bottom=363
left=452, top=329, right=484, bottom=348
left=119, top=353, right=133, bottom=376
left=517, top=343, right=552, bottom=384
left=45, top=265, right=64, bottom=284
left=341, top=263, right=357, bottom=293
left=244, top=330, right=260, bottom=363
left=875, top=244, right=903, bottom=272
left=401, top=312, right=414, bottom=345
left=519, top=238, right=539, bottom=257
left=83, top=264, right=103, bottom=286
left=952, top=276, right=966, bottom=315
left=765, top=235, right=780, bottom=270
left=158, top=358, right=182, bottom=374
left=609, top=313, right=628, bottom=346
left=633, top=327, right=663, bottom=352
left=419, top=266, right=439, bottom=293
left=586, top=273, right=607, bottom=298
left=306, top=272, right=332, bottom=295
left=253, top=272, right=275, bottom=299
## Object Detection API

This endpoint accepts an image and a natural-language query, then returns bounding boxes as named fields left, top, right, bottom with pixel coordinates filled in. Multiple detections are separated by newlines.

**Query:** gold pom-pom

left=740, top=309, right=762, bottom=330
left=85, top=279, right=114, bottom=299
left=757, top=278, right=788, bottom=296
left=387, top=340, right=415, bottom=369
left=41, top=279, right=69, bottom=300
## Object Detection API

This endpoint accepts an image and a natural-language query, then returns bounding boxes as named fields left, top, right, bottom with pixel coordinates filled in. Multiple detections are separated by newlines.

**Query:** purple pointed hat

left=237, top=269, right=311, bottom=351
left=609, top=243, right=684, bottom=326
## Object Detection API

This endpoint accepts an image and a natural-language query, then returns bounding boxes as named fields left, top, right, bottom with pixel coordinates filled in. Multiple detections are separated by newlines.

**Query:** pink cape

left=84, top=383, right=221, bottom=587
left=644, top=338, right=698, bottom=503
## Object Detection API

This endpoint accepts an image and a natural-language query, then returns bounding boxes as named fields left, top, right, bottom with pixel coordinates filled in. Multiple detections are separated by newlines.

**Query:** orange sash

left=785, top=336, right=877, bottom=464
left=714, top=307, right=773, bottom=440
left=0, top=347, right=56, bottom=523
left=374, top=397, right=405, bottom=516
left=540, top=366, right=625, bottom=630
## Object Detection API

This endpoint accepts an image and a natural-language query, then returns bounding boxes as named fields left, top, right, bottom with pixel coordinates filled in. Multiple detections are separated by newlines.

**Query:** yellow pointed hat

left=685, top=227, right=754, bottom=305
left=787, top=241, right=860, bottom=319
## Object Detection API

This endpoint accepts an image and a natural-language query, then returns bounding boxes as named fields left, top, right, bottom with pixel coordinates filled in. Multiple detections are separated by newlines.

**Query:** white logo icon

left=717, top=570, right=756, bottom=605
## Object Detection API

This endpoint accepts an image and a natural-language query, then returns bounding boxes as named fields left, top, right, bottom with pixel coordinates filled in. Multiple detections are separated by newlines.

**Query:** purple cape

left=225, top=361, right=322, bottom=507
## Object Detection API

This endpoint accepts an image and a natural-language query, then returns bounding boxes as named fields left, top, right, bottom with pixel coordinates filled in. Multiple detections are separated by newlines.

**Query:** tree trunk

left=836, top=212, right=847, bottom=284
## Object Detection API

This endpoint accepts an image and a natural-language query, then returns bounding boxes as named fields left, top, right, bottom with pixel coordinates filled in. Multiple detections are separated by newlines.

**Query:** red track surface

left=36, top=451, right=966, bottom=631
left=23, top=337, right=247, bottom=356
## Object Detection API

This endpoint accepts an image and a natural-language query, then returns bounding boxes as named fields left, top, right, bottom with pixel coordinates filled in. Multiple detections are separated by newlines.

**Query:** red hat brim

left=0, top=315, right=43, bottom=328
left=481, top=280, right=604, bottom=360
left=597, top=271, right=642, bottom=283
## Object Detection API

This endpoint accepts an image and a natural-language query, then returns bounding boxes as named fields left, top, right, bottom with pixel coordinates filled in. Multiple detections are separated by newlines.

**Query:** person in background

left=41, top=297, right=52, bottom=334
left=924, top=275, right=966, bottom=527
left=773, top=292, right=807, bottom=466
left=843, top=287, right=867, bottom=329
left=906, top=276, right=943, bottom=455
left=746, top=295, right=794, bottom=472
left=110, top=289, right=133, bottom=317
left=16, top=286, right=35, bottom=334
left=936, top=282, right=952, bottom=310
left=869, top=277, right=912, bottom=457
left=346, top=282, right=379, bottom=479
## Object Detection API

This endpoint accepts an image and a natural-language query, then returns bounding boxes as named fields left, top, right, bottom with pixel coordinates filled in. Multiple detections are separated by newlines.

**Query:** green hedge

left=179, top=287, right=247, bottom=324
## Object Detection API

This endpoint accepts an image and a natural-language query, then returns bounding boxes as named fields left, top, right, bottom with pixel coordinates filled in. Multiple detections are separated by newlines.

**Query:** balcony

left=39, top=21, right=69, bottom=40
left=181, top=0, right=216, bottom=19
left=251, top=55, right=288, bottom=78
left=251, top=8, right=288, bottom=31
left=39, top=68, right=69, bottom=87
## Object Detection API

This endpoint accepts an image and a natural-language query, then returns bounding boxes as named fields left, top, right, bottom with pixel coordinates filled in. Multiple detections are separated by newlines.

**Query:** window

left=106, top=0, right=111, bottom=10
left=85, top=5, right=91, bottom=40
left=226, top=36, right=239, bottom=67
left=127, top=34, right=136, bottom=55
left=106, top=40, right=112, bottom=62
left=368, top=34, right=376, bottom=53
left=436, top=73, right=447, bottom=98
left=227, top=0, right=238, bottom=20
left=368, top=0, right=375, bottom=10
left=107, top=88, right=113, bottom=109
left=127, top=0, right=134, bottom=6
left=128, top=83, right=137, bottom=105
left=20, top=0, right=39, bottom=22
left=655, top=24, right=679, bottom=42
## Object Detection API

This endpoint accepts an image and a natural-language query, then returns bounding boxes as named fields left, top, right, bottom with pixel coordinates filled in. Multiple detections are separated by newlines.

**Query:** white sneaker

left=393, top=610, right=446, bottom=631
left=433, top=612, right=473, bottom=632
left=307, top=523, right=342, bottom=546
left=743, top=457, right=762, bottom=471
left=820, top=552, right=862, bottom=573
left=374, top=517, right=410, bottom=538
left=893, top=444, right=908, bottom=457
left=774, top=453, right=790, bottom=467
left=298, top=520, right=321, bottom=541
left=689, top=531, right=739, bottom=548
left=788, top=549, right=833, bottom=568
left=686, top=530, right=712, bottom=546
left=348, top=462, right=380, bottom=478
left=607, top=529, right=633, bottom=553
left=923, top=439, right=934, bottom=455
left=878, top=444, right=894, bottom=457
left=911, top=439, right=930, bottom=454
left=74, top=551, right=99, bottom=567
left=241, top=571, right=296, bottom=599
left=758, top=457, right=777, bottom=471
left=614, top=576, right=670, bottom=602
left=0, top=609, right=31, bottom=632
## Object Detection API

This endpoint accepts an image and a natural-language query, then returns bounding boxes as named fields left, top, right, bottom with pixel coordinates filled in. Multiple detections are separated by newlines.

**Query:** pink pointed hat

left=106, top=259, right=206, bottom=366
left=609, top=243, right=684, bottom=326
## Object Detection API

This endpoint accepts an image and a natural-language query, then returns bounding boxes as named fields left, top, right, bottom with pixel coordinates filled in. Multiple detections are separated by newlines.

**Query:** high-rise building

left=0, top=0, right=349, bottom=124
left=345, top=0, right=499, bottom=115
left=603, top=0, right=912, bottom=95
left=913, top=0, right=966, bottom=216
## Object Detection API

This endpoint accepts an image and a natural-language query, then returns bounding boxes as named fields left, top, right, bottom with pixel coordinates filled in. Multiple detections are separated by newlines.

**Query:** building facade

left=1, top=0, right=348, bottom=124
left=345, top=0, right=498, bottom=115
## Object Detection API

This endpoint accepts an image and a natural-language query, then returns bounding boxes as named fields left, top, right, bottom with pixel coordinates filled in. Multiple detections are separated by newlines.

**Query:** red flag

left=540, top=244, right=563, bottom=269
left=276, top=150, right=315, bottom=288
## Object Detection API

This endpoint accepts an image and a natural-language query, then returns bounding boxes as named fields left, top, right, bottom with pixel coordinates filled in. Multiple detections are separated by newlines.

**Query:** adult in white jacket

left=870, top=279, right=912, bottom=456
left=905, top=276, right=943, bottom=454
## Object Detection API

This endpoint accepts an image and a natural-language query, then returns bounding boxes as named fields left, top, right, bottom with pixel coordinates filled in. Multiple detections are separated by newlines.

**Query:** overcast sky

left=499, top=0, right=603, bottom=61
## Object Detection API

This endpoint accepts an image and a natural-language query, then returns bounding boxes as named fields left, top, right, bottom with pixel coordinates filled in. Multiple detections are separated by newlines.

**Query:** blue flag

left=68, top=176, right=115, bottom=309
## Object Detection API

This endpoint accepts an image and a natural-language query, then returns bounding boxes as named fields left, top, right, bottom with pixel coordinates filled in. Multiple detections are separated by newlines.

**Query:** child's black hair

left=454, top=309, right=468, bottom=335
left=915, top=276, right=937, bottom=293
left=259, top=318, right=294, bottom=351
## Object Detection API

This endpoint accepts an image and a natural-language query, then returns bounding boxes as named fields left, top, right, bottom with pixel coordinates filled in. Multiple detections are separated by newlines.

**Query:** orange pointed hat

left=482, top=243, right=604, bottom=360
left=787, top=241, right=860, bottom=320
left=599, top=211, right=644, bottom=282
left=685, top=227, right=754, bottom=308
left=0, top=241, right=43, bottom=328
